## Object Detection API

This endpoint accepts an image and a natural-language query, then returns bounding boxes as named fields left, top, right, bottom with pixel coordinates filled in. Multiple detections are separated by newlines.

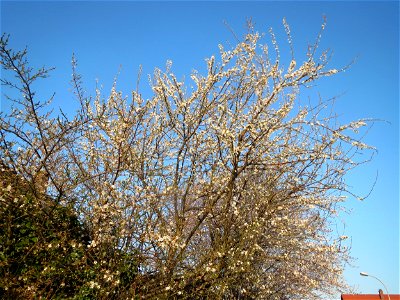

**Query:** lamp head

left=360, top=272, right=369, bottom=277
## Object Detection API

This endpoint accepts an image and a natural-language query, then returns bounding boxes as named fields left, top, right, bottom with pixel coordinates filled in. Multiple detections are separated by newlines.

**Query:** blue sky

left=1, top=1, right=399, bottom=297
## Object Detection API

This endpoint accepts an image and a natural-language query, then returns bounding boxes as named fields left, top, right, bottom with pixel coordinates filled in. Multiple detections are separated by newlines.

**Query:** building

left=341, top=294, right=400, bottom=300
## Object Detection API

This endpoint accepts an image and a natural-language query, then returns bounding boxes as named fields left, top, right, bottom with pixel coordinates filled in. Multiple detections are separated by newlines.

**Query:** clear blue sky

left=1, top=1, right=398, bottom=297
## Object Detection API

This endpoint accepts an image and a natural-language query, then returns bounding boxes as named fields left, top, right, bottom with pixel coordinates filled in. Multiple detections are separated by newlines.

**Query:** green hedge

left=0, top=165, right=138, bottom=299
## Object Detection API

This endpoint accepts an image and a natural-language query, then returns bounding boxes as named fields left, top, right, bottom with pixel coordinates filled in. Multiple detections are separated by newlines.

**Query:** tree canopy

left=0, top=21, right=373, bottom=299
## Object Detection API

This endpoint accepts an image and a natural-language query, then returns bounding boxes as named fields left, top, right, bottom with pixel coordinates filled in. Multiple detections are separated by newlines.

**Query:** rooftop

left=341, top=295, right=400, bottom=300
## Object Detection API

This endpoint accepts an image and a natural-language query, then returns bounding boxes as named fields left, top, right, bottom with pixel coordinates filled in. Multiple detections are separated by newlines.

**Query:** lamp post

left=360, top=272, right=391, bottom=300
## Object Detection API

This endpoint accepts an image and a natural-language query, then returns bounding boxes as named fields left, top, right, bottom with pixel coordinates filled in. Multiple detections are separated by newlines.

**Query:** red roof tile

left=341, top=295, right=400, bottom=300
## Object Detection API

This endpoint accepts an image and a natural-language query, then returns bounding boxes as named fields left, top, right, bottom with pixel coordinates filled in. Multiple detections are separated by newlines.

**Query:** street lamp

left=360, top=272, right=391, bottom=300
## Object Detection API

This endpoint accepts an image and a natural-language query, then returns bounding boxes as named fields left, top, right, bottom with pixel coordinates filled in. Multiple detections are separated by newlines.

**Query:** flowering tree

left=0, top=20, right=373, bottom=299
